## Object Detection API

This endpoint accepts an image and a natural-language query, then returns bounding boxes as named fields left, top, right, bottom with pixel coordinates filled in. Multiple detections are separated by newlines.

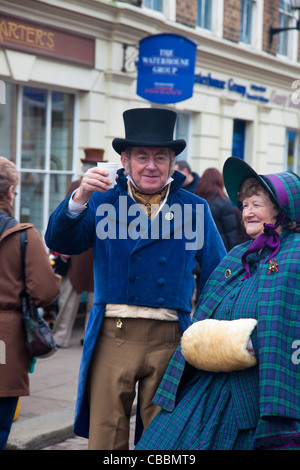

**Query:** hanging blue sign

left=136, top=33, right=197, bottom=104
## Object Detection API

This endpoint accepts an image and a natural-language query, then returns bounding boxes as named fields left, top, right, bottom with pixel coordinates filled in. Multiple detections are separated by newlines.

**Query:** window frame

left=277, top=0, right=299, bottom=60
left=13, top=84, right=78, bottom=235
left=197, top=0, right=212, bottom=30
left=143, top=0, right=164, bottom=13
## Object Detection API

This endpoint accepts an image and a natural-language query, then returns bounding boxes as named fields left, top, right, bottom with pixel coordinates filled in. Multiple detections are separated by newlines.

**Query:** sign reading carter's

left=0, top=13, right=95, bottom=67
left=137, top=33, right=197, bottom=104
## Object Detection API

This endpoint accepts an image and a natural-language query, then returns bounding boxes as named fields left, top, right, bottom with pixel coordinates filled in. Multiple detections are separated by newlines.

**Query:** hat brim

left=223, top=157, right=281, bottom=208
left=112, top=138, right=186, bottom=156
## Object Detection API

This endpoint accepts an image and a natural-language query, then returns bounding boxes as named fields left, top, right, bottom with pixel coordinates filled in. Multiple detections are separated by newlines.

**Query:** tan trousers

left=87, top=317, right=181, bottom=450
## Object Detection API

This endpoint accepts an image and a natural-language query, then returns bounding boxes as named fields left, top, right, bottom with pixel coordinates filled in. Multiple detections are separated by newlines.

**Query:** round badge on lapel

left=225, top=269, right=231, bottom=278
left=165, top=212, right=174, bottom=221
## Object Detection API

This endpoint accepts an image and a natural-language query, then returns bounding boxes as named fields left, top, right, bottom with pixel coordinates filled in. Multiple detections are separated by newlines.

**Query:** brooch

left=225, top=269, right=231, bottom=278
left=267, top=259, right=278, bottom=274
left=165, top=212, right=174, bottom=221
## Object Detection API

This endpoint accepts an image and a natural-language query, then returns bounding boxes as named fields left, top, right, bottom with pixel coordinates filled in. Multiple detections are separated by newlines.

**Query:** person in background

left=135, top=156, right=300, bottom=450
left=174, top=161, right=200, bottom=193
left=196, top=167, right=239, bottom=251
left=0, top=157, right=61, bottom=450
left=52, top=150, right=104, bottom=348
left=45, top=107, right=226, bottom=450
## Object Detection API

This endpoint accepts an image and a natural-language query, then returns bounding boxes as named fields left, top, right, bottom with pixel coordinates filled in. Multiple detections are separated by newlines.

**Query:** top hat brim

left=112, top=138, right=186, bottom=156
left=223, top=157, right=281, bottom=209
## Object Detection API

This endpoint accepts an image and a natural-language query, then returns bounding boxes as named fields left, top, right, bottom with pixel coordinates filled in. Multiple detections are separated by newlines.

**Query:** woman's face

left=242, top=190, right=278, bottom=239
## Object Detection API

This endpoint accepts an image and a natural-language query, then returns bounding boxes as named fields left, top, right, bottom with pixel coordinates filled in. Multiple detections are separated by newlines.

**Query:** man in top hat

left=52, top=149, right=106, bottom=347
left=45, top=108, right=226, bottom=450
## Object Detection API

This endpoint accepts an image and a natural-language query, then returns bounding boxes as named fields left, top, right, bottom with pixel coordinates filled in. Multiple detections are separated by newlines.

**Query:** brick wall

left=263, top=0, right=279, bottom=55
left=117, top=0, right=300, bottom=62
left=223, top=0, right=241, bottom=43
left=176, top=0, right=197, bottom=28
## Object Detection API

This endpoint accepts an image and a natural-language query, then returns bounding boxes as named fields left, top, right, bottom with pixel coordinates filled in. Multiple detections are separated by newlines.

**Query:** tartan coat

left=45, top=169, right=226, bottom=439
left=154, top=229, right=300, bottom=446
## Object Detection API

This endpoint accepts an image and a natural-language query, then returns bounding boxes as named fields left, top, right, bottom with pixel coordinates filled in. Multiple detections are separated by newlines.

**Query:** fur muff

left=181, top=318, right=257, bottom=372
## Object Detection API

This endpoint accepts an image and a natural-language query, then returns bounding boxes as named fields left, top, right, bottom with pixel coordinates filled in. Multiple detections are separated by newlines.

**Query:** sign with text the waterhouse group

left=137, top=33, right=197, bottom=104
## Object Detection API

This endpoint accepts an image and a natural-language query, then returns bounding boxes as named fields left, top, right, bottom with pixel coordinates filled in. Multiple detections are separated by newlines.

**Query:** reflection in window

left=19, top=86, right=75, bottom=234
left=144, top=0, right=163, bottom=12
left=20, top=172, right=45, bottom=234
left=49, top=173, right=73, bottom=218
left=22, top=87, right=47, bottom=170
left=240, top=0, right=254, bottom=44
left=0, top=83, right=17, bottom=160
left=277, top=0, right=293, bottom=56
left=197, top=0, right=212, bottom=30
left=51, top=92, right=74, bottom=172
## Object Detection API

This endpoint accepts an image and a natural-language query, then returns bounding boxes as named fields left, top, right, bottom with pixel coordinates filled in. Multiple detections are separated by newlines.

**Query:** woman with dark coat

left=0, top=157, right=61, bottom=449
left=196, top=168, right=239, bottom=251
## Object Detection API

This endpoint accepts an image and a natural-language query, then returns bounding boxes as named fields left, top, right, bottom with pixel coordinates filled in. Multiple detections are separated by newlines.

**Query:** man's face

left=121, top=147, right=173, bottom=194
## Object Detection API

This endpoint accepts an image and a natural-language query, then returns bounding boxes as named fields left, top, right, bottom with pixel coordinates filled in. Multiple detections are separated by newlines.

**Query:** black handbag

left=20, top=229, right=57, bottom=358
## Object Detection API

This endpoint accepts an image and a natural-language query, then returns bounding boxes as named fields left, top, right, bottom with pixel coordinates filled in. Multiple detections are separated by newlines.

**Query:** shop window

left=19, top=86, right=75, bottom=234
left=0, top=82, right=17, bottom=161
left=0, top=84, right=76, bottom=235
left=240, top=0, right=255, bottom=44
left=286, top=129, right=300, bottom=174
left=232, top=119, right=246, bottom=159
left=197, top=0, right=212, bottom=30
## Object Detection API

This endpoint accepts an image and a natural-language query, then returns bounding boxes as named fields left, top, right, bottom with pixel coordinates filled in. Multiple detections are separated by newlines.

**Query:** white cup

left=97, top=162, right=118, bottom=188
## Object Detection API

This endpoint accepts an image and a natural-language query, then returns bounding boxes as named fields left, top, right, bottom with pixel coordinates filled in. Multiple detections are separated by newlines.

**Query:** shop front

left=0, top=12, right=95, bottom=234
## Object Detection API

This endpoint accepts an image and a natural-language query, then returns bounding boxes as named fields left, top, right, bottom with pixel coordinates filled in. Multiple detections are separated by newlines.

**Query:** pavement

left=6, top=321, right=136, bottom=451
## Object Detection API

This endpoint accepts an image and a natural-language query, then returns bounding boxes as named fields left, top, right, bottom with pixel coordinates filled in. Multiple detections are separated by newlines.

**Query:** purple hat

left=223, top=157, right=300, bottom=225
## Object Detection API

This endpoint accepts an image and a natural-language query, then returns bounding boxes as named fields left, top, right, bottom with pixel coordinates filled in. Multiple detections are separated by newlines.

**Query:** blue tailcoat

left=45, top=170, right=226, bottom=438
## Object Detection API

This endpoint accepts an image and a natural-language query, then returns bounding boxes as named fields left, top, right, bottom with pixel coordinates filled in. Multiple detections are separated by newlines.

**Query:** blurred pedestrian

left=45, top=108, right=226, bottom=450
left=196, top=167, right=239, bottom=251
left=0, top=157, right=61, bottom=450
left=174, top=161, right=200, bottom=193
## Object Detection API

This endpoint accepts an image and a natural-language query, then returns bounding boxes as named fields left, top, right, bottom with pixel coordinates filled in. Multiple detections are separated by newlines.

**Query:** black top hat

left=112, top=108, right=186, bottom=156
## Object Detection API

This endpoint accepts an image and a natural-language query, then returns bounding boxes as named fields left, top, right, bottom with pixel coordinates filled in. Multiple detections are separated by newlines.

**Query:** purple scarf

left=241, top=173, right=290, bottom=280
left=241, top=214, right=286, bottom=280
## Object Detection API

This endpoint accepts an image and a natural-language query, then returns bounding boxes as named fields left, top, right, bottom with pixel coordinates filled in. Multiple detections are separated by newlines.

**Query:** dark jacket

left=208, top=196, right=239, bottom=251
left=183, top=172, right=200, bottom=193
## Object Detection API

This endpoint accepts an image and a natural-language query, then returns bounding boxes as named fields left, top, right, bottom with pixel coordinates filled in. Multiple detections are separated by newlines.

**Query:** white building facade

left=0, top=0, right=299, bottom=234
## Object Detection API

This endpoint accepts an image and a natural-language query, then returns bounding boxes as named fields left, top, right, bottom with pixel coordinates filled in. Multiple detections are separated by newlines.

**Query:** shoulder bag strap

left=20, top=229, right=28, bottom=288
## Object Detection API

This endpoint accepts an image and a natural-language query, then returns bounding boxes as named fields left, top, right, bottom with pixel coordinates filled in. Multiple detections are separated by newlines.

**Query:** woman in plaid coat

left=136, top=157, right=300, bottom=450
